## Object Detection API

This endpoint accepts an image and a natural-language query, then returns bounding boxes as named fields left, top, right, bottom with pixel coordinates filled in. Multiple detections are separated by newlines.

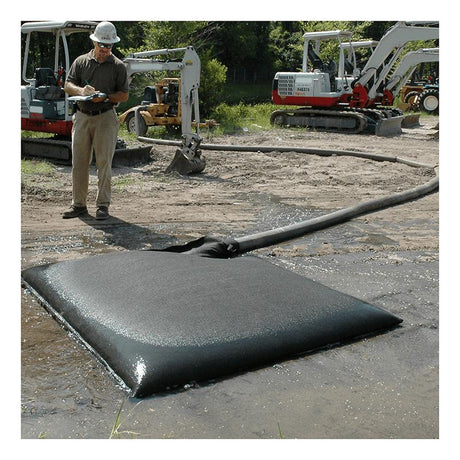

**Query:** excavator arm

left=352, top=22, right=438, bottom=105
left=123, top=46, right=205, bottom=174
left=385, top=48, right=439, bottom=95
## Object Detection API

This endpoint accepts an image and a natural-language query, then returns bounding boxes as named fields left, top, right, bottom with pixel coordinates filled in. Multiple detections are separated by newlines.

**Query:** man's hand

left=82, top=84, right=96, bottom=96
left=82, top=85, right=105, bottom=103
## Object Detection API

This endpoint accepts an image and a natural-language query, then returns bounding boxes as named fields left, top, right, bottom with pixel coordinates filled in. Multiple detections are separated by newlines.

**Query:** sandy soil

left=21, top=117, right=439, bottom=440
left=21, top=118, right=438, bottom=262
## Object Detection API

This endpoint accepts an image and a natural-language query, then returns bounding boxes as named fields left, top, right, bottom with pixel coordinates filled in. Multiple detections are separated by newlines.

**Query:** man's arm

left=64, top=81, right=96, bottom=97
left=65, top=82, right=128, bottom=104
left=107, top=91, right=129, bottom=103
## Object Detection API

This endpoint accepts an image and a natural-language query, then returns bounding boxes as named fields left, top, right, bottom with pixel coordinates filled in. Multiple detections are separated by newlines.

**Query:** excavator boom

left=354, top=22, right=439, bottom=102
left=124, top=46, right=205, bottom=174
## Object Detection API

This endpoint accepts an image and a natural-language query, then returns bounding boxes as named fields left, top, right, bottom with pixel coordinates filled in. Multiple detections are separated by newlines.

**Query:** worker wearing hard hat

left=63, top=21, right=129, bottom=220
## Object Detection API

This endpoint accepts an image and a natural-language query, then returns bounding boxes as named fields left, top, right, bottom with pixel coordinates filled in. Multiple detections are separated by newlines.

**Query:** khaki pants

left=71, top=109, right=120, bottom=208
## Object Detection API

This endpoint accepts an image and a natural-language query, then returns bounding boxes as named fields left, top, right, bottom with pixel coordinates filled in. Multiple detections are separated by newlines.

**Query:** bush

left=210, top=102, right=283, bottom=134
left=200, top=56, right=228, bottom=116
left=211, top=103, right=250, bottom=131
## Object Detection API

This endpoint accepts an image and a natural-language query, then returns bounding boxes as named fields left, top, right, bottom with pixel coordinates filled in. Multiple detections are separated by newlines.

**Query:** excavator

left=122, top=47, right=204, bottom=173
left=385, top=48, right=438, bottom=97
left=387, top=48, right=439, bottom=114
left=270, top=22, right=439, bottom=135
left=339, top=40, right=439, bottom=119
left=21, top=21, right=204, bottom=173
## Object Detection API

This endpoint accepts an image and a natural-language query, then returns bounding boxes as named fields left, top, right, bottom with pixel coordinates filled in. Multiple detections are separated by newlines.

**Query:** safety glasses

left=97, top=42, right=113, bottom=49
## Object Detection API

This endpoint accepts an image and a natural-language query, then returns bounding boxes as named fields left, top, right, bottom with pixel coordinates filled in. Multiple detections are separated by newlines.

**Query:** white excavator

left=270, top=21, right=439, bottom=135
left=123, top=47, right=204, bottom=173
left=338, top=40, right=438, bottom=104
left=340, top=41, right=439, bottom=125
left=21, top=21, right=204, bottom=173
left=386, top=47, right=439, bottom=115
left=384, top=48, right=439, bottom=96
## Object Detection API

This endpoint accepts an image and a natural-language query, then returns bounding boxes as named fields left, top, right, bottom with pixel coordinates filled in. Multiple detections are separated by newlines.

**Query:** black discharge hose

left=138, top=137, right=436, bottom=169
left=235, top=174, right=438, bottom=254
left=139, top=137, right=438, bottom=256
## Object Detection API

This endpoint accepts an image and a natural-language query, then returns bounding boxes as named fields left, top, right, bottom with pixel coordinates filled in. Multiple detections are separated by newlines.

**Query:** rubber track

left=271, top=108, right=368, bottom=134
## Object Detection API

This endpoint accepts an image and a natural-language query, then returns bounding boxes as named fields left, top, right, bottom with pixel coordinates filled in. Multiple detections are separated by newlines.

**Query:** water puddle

left=20, top=187, right=438, bottom=439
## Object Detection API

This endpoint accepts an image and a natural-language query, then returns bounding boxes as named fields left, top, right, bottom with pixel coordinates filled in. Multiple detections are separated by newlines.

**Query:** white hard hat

left=90, top=21, right=120, bottom=44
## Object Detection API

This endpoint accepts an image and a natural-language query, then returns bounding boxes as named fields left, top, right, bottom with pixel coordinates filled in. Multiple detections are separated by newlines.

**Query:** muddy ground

left=21, top=117, right=439, bottom=441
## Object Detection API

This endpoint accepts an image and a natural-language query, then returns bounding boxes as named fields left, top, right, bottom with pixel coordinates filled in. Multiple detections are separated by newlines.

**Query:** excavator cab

left=35, top=68, right=58, bottom=87
left=34, top=68, right=65, bottom=103
left=21, top=21, right=98, bottom=137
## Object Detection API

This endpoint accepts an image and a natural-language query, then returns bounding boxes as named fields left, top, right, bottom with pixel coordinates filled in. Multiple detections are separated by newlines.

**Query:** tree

left=116, top=21, right=228, bottom=117
left=268, top=22, right=304, bottom=72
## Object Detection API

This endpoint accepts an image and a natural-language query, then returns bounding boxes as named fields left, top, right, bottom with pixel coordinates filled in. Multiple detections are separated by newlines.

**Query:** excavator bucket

left=165, top=133, right=206, bottom=175
left=165, top=149, right=206, bottom=175
left=401, top=113, right=421, bottom=128
left=374, top=114, right=404, bottom=136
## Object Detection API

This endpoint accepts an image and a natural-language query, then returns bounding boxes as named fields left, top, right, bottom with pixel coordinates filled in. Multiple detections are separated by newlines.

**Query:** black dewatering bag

left=22, top=250, right=402, bottom=397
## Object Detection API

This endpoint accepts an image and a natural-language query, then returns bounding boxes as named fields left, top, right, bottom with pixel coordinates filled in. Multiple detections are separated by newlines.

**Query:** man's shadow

left=78, top=213, right=178, bottom=251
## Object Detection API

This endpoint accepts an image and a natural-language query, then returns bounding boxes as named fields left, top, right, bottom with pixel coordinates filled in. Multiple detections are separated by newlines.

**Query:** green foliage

left=221, top=82, right=272, bottom=105
left=268, top=23, right=304, bottom=72
left=212, top=103, right=250, bottom=132
left=200, top=53, right=228, bottom=116
left=21, top=159, right=55, bottom=176
left=213, top=22, right=272, bottom=71
left=210, top=102, right=283, bottom=134
left=143, top=21, right=209, bottom=50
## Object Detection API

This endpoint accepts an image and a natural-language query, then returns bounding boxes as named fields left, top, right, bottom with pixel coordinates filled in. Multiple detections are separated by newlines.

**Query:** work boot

left=95, top=206, right=109, bottom=220
left=62, top=205, right=88, bottom=219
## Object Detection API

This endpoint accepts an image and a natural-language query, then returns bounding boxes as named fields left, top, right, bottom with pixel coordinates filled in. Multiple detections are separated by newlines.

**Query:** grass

left=21, top=159, right=56, bottom=177
left=112, top=175, right=137, bottom=191
left=277, top=422, right=284, bottom=439
left=21, top=159, right=59, bottom=193
left=211, top=102, right=270, bottom=133
left=21, top=130, right=56, bottom=139
left=109, top=399, right=141, bottom=439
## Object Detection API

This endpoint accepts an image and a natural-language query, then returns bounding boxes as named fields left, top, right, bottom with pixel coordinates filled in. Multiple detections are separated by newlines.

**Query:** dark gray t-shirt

left=66, top=50, right=129, bottom=112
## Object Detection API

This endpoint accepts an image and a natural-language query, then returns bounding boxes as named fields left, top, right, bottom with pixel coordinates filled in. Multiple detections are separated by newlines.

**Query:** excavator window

left=35, top=68, right=57, bottom=87
left=307, top=43, right=323, bottom=70
left=344, top=59, right=354, bottom=75
left=34, top=67, right=65, bottom=100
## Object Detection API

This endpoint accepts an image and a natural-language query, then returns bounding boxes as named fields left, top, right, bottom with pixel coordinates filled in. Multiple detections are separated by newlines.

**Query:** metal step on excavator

left=270, top=22, right=439, bottom=136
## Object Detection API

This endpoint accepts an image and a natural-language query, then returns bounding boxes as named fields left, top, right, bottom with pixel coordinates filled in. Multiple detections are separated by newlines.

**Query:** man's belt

left=76, top=106, right=113, bottom=116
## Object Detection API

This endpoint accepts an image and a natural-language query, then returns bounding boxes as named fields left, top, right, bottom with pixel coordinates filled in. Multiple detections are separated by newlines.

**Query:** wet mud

left=21, top=120, right=439, bottom=439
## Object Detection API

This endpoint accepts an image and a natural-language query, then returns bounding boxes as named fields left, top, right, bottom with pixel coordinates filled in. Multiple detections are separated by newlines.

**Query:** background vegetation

left=21, top=21, right=438, bottom=133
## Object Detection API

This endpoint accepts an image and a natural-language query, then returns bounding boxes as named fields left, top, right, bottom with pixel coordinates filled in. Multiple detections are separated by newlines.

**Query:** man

left=63, top=21, right=129, bottom=220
